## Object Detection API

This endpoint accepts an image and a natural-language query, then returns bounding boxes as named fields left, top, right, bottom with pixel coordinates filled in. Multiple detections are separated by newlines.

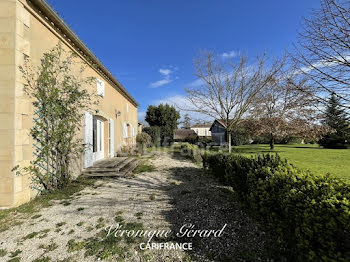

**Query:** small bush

left=180, top=143, right=202, bottom=163
left=319, top=133, right=350, bottom=149
left=143, top=126, right=161, bottom=145
left=203, top=153, right=350, bottom=261
left=136, top=133, right=152, bottom=154
left=197, top=137, right=213, bottom=148
left=183, top=133, right=198, bottom=144
left=118, top=145, right=137, bottom=156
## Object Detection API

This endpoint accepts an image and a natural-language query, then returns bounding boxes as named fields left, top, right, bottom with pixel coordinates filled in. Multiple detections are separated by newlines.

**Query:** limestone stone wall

left=0, top=0, right=16, bottom=208
left=0, top=0, right=138, bottom=208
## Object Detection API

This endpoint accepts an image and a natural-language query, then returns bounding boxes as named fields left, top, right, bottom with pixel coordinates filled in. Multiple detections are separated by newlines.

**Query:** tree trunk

left=228, top=132, right=232, bottom=153
left=269, top=135, right=275, bottom=150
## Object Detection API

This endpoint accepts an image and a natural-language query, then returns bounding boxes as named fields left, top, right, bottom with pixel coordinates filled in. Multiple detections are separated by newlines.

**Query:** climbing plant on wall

left=14, top=42, right=98, bottom=192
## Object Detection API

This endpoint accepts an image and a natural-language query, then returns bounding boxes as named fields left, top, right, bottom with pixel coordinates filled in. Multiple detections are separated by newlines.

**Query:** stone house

left=0, top=0, right=138, bottom=208
left=190, top=124, right=211, bottom=137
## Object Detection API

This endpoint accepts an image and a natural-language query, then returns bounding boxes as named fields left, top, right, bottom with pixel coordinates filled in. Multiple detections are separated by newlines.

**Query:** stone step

left=82, top=172, right=123, bottom=177
left=82, top=158, right=135, bottom=174
left=121, top=159, right=141, bottom=176
left=81, top=157, right=141, bottom=178
left=82, top=168, right=120, bottom=174
left=92, top=157, right=127, bottom=168
left=114, top=157, right=135, bottom=171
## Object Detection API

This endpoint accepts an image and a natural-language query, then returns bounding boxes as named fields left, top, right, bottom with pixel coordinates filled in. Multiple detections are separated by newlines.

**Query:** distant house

left=173, top=129, right=197, bottom=142
left=209, top=119, right=227, bottom=145
left=190, top=124, right=212, bottom=137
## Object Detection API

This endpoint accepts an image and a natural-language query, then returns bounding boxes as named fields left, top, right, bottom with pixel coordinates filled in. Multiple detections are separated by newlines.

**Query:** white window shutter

left=109, top=119, right=114, bottom=157
left=123, top=122, right=127, bottom=138
left=83, top=112, right=93, bottom=168
left=97, top=79, right=105, bottom=97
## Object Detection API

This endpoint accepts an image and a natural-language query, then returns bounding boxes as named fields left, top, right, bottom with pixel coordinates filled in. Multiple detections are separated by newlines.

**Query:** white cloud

left=154, top=95, right=212, bottom=122
left=188, top=78, right=204, bottom=87
left=221, top=50, right=238, bottom=59
left=150, top=79, right=172, bottom=88
left=159, top=69, right=171, bottom=76
left=150, top=67, right=177, bottom=88
left=299, top=54, right=350, bottom=74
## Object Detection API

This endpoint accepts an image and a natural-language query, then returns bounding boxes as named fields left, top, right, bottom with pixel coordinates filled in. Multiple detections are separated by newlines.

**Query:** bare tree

left=294, top=0, right=350, bottom=107
left=184, top=52, right=284, bottom=152
left=248, top=72, right=325, bottom=149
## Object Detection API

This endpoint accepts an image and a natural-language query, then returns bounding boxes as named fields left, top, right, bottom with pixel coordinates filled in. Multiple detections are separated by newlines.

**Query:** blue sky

left=47, top=0, right=321, bottom=122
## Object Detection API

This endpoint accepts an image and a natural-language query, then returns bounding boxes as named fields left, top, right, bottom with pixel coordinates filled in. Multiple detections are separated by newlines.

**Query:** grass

left=23, top=231, right=39, bottom=240
left=7, top=257, right=21, bottom=262
left=9, top=250, right=22, bottom=258
left=0, top=249, right=7, bottom=257
left=39, top=243, right=58, bottom=252
left=0, top=177, right=94, bottom=233
left=32, top=257, right=51, bottom=262
left=209, top=144, right=350, bottom=180
left=133, top=161, right=156, bottom=173
left=56, top=222, right=66, bottom=228
left=149, top=193, right=156, bottom=201
left=66, top=215, right=143, bottom=260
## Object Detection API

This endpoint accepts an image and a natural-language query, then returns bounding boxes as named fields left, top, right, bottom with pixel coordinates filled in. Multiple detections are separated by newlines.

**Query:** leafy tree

left=181, top=114, right=192, bottom=129
left=319, top=93, right=350, bottom=148
left=145, top=104, right=180, bottom=144
left=15, top=43, right=97, bottom=192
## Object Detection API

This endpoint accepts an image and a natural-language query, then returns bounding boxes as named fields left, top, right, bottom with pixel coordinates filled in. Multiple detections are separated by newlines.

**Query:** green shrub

left=203, top=153, right=350, bottom=261
left=197, top=137, right=213, bottom=148
left=143, top=126, right=161, bottom=145
left=319, top=133, right=350, bottom=149
left=136, top=133, right=152, bottom=154
left=183, top=133, right=198, bottom=144
left=180, top=143, right=202, bottom=163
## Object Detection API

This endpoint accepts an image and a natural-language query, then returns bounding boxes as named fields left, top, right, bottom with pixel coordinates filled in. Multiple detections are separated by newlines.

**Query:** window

left=97, top=79, right=105, bottom=97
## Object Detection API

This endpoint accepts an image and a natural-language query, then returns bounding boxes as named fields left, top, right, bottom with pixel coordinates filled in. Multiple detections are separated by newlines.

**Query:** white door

left=93, top=117, right=104, bottom=162
left=84, top=112, right=93, bottom=168
left=109, top=119, right=115, bottom=157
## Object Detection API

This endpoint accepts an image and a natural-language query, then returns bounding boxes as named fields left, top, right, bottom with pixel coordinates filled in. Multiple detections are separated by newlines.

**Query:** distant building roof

left=209, top=119, right=227, bottom=131
left=173, top=129, right=197, bottom=140
left=191, top=124, right=212, bottom=128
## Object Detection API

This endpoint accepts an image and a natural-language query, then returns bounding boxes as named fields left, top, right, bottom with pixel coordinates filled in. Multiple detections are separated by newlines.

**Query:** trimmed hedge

left=202, top=153, right=350, bottom=261
left=180, top=143, right=202, bottom=163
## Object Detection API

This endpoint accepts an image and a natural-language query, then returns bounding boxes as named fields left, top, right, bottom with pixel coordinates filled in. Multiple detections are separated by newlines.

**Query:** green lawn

left=211, top=144, right=350, bottom=181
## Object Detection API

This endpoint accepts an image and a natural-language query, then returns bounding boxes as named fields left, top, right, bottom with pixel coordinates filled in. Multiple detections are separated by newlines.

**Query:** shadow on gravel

left=160, top=155, right=275, bottom=262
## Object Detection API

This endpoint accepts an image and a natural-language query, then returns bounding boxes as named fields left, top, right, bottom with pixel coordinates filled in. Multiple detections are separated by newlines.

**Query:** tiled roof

left=173, top=129, right=197, bottom=140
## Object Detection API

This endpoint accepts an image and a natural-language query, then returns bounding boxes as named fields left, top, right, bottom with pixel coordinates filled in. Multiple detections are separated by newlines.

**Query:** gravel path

left=0, top=152, right=272, bottom=262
